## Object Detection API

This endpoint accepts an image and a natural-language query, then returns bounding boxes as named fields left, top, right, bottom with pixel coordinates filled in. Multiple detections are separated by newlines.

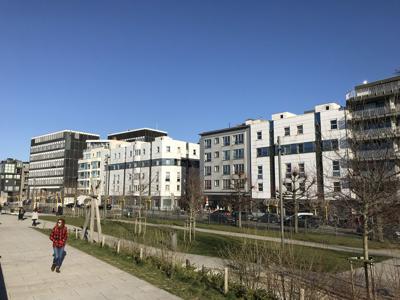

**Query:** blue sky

left=1, top=0, right=399, bottom=161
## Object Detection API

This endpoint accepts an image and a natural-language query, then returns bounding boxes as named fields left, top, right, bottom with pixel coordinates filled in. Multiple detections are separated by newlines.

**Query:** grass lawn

left=35, top=228, right=235, bottom=300
left=41, top=215, right=386, bottom=273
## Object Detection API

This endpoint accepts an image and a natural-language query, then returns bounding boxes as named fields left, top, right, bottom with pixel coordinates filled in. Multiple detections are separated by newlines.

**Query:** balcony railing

left=351, top=127, right=398, bottom=139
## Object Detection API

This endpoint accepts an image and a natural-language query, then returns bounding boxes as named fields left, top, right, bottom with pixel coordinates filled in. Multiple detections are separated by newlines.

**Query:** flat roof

left=355, top=75, right=400, bottom=90
left=199, top=124, right=249, bottom=136
left=108, top=128, right=168, bottom=137
left=32, top=130, right=100, bottom=139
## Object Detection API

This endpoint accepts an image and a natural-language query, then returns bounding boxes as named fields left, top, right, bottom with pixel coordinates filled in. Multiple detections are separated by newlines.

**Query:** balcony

left=350, top=127, right=399, bottom=140
left=348, top=105, right=400, bottom=121
left=346, top=80, right=400, bottom=101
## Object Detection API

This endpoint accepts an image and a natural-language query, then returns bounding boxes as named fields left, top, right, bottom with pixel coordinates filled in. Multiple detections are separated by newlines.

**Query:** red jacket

left=50, top=226, right=68, bottom=248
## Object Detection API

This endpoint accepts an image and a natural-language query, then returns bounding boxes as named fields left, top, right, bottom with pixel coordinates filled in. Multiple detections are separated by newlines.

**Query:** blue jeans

left=53, top=247, right=66, bottom=267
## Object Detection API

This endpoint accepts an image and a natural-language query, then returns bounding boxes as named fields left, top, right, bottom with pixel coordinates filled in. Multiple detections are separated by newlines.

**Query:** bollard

left=117, top=240, right=121, bottom=253
left=75, top=228, right=78, bottom=239
left=102, top=236, right=105, bottom=248
left=139, top=248, right=143, bottom=261
left=299, top=288, right=305, bottom=300
left=185, top=259, right=190, bottom=269
left=224, top=267, right=229, bottom=294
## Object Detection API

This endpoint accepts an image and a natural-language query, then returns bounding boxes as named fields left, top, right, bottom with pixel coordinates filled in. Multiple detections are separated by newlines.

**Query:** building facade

left=199, top=103, right=348, bottom=211
left=28, top=130, right=99, bottom=204
left=0, top=158, right=26, bottom=204
left=106, top=135, right=200, bottom=210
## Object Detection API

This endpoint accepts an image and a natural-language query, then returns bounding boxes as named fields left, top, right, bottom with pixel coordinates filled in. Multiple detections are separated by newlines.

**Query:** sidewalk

left=0, top=215, right=180, bottom=300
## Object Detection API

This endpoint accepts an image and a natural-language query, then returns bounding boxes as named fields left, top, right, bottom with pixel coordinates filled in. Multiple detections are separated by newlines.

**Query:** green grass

left=35, top=228, right=238, bottom=300
left=41, top=215, right=386, bottom=273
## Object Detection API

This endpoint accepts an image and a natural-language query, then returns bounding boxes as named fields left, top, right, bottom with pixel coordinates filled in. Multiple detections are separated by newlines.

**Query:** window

left=299, top=181, right=306, bottom=192
left=165, top=172, right=170, bottom=182
left=298, top=163, right=305, bottom=176
left=233, top=164, right=244, bottom=174
left=285, top=182, right=292, bottom=191
left=193, top=149, right=197, bottom=155
left=258, top=165, right=263, bottom=179
left=205, top=152, right=212, bottom=162
left=223, top=150, right=230, bottom=160
left=214, top=151, right=219, bottom=158
left=223, top=165, right=231, bottom=175
left=223, top=136, right=230, bottom=146
left=214, top=137, right=220, bottom=144
left=258, top=183, right=263, bottom=192
left=166, top=159, right=171, bottom=165
left=204, top=180, right=211, bottom=190
left=223, top=179, right=231, bottom=189
left=177, top=172, right=181, bottom=182
left=130, top=150, right=133, bottom=157
left=214, top=165, right=220, bottom=173
left=257, top=147, right=269, bottom=157
left=234, top=133, right=244, bottom=144
left=332, top=139, right=339, bottom=150
left=285, top=163, right=292, bottom=178
left=297, top=144, right=304, bottom=153
left=332, top=160, right=340, bottom=177
left=257, top=131, right=262, bottom=140
left=297, top=125, right=303, bottom=135
left=204, top=139, right=212, bottom=149
left=284, top=127, right=290, bottom=136
left=333, top=182, right=341, bottom=192
left=233, top=148, right=244, bottom=159
left=204, top=166, right=212, bottom=176
left=157, top=147, right=160, bottom=153
left=166, top=146, right=171, bottom=152
left=214, top=180, right=220, bottom=187
left=330, top=119, right=338, bottom=130
left=165, top=184, right=170, bottom=191
left=177, top=185, right=180, bottom=191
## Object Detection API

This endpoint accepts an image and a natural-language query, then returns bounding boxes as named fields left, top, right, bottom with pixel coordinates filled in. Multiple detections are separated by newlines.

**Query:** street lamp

left=277, top=136, right=284, bottom=249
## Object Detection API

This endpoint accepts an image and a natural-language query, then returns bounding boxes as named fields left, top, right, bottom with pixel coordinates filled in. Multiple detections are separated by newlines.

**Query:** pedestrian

left=18, top=207, right=25, bottom=220
left=49, top=218, right=68, bottom=273
left=31, top=208, right=39, bottom=226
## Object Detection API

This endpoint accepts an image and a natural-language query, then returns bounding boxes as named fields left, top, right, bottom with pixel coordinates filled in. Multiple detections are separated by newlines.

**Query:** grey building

left=28, top=130, right=99, bottom=204
left=0, top=158, right=25, bottom=203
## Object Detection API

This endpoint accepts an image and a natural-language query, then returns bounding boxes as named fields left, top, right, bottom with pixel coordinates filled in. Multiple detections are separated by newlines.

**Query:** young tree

left=277, top=169, right=316, bottom=233
left=180, top=169, right=203, bottom=242
left=229, top=172, right=252, bottom=228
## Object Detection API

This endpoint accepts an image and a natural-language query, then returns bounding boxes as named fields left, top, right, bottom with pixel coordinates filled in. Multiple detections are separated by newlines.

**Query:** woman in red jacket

left=49, top=218, right=68, bottom=273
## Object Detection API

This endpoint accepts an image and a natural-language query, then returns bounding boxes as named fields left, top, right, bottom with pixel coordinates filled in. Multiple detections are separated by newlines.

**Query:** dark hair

left=57, top=218, right=65, bottom=226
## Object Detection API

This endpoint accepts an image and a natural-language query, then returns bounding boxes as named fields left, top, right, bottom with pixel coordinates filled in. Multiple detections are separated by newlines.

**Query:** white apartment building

left=77, top=140, right=127, bottom=196
left=199, top=102, right=347, bottom=211
left=107, top=135, right=200, bottom=210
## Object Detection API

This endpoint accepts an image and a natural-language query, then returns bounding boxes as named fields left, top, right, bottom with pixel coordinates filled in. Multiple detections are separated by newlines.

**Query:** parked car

left=258, top=213, right=280, bottom=224
left=232, top=211, right=254, bottom=223
left=209, top=210, right=233, bottom=224
left=284, top=213, right=320, bottom=228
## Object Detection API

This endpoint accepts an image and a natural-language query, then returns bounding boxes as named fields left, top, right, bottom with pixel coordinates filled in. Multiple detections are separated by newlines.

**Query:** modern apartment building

left=108, top=128, right=168, bottom=142
left=77, top=139, right=128, bottom=196
left=28, top=130, right=99, bottom=204
left=107, top=135, right=200, bottom=210
left=0, top=158, right=26, bottom=204
left=199, top=103, right=347, bottom=209
left=346, top=75, right=400, bottom=163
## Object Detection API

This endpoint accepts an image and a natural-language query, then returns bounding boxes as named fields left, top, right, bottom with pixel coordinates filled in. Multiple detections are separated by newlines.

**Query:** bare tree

left=180, top=169, right=203, bottom=242
left=229, top=172, right=252, bottom=228
left=277, top=169, right=316, bottom=234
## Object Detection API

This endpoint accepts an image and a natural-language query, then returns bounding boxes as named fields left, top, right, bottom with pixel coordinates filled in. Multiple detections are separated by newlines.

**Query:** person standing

left=31, top=208, right=39, bottom=226
left=49, top=218, right=68, bottom=273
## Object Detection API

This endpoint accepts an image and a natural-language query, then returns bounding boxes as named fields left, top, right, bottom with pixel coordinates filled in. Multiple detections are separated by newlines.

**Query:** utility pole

left=277, top=136, right=284, bottom=248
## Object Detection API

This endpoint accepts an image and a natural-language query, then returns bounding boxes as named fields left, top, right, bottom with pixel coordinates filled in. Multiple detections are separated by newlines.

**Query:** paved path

left=0, top=215, right=180, bottom=300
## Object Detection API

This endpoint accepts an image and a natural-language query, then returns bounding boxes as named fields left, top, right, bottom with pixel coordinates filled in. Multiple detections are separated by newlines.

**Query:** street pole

left=277, top=136, right=284, bottom=249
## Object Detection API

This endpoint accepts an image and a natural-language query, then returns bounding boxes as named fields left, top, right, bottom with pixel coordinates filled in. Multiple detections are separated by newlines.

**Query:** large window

left=223, top=179, right=231, bottom=189
left=223, top=136, right=230, bottom=146
left=332, top=160, right=340, bottom=177
left=204, top=166, right=212, bottom=176
left=223, top=165, right=231, bottom=175
left=223, top=150, right=230, bottom=160
left=204, top=180, right=211, bottom=190
left=233, top=164, right=244, bottom=174
left=233, top=133, right=244, bottom=144
left=284, top=127, right=290, bottom=136
left=205, top=152, right=212, bottom=162
left=297, top=125, right=303, bottom=135
left=257, top=131, right=262, bottom=140
left=330, top=119, right=338, bottom=130
left=333, top=181, right=341, bottom=192
left=204, top=139, right=211, bottom=149
left=258, top=165, right=263, bottom=179
left=233, top=149, right=244, bottom=159
left=285, top=163, right=292, bottom=178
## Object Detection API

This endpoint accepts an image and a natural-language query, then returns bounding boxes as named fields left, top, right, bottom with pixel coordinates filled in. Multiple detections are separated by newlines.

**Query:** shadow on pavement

left=0, top=260, right=8, bottom=300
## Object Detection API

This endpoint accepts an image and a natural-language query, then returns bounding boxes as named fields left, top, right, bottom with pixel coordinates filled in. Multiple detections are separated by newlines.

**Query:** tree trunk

left=294, top=194, right=298, bottom=234
left=362, top=212, right=371, bottom=300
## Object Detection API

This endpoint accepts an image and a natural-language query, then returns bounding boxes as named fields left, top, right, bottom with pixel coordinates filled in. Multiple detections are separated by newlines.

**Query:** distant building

left=0, top=158, right=25, bottom=204
left=28, top=130, right=99, bottom=205
left=108, top=128, right=168, bottom=142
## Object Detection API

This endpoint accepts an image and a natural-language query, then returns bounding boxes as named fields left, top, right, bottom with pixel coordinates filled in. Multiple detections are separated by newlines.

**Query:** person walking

left=18, top=207, right=25, bottom=220
left=31, top=208, right=39, bottom=226
left=49, top=218, right=68, bottom=273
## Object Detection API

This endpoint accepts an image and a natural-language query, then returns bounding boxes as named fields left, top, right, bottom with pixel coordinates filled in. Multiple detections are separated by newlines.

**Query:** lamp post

left=277, top=136, right=284, bottom=249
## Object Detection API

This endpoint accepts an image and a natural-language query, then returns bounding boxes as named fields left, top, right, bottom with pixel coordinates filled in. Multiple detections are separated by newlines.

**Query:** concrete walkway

left=0, top=215, right=180, bottom=300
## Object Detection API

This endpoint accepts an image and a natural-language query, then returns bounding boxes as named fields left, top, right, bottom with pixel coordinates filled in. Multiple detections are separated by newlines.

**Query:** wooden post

left=299, top=288, right=305, bottom=300
left=117, top=240, right=121, bottom=254
left=185, top=259, right=190, bottom=269
left=224, top=267, right=229, bottom=294
left=350, top=261, right=355, bottom=300
left=171, top=232, right=177, bottom=251
left=75, top=228, right=78, bottom=239
left=89, top=198, right=95, bottom=243
left=139, top=248, right=143, bottom=260
left=102, top=236, right=105, bottom=248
